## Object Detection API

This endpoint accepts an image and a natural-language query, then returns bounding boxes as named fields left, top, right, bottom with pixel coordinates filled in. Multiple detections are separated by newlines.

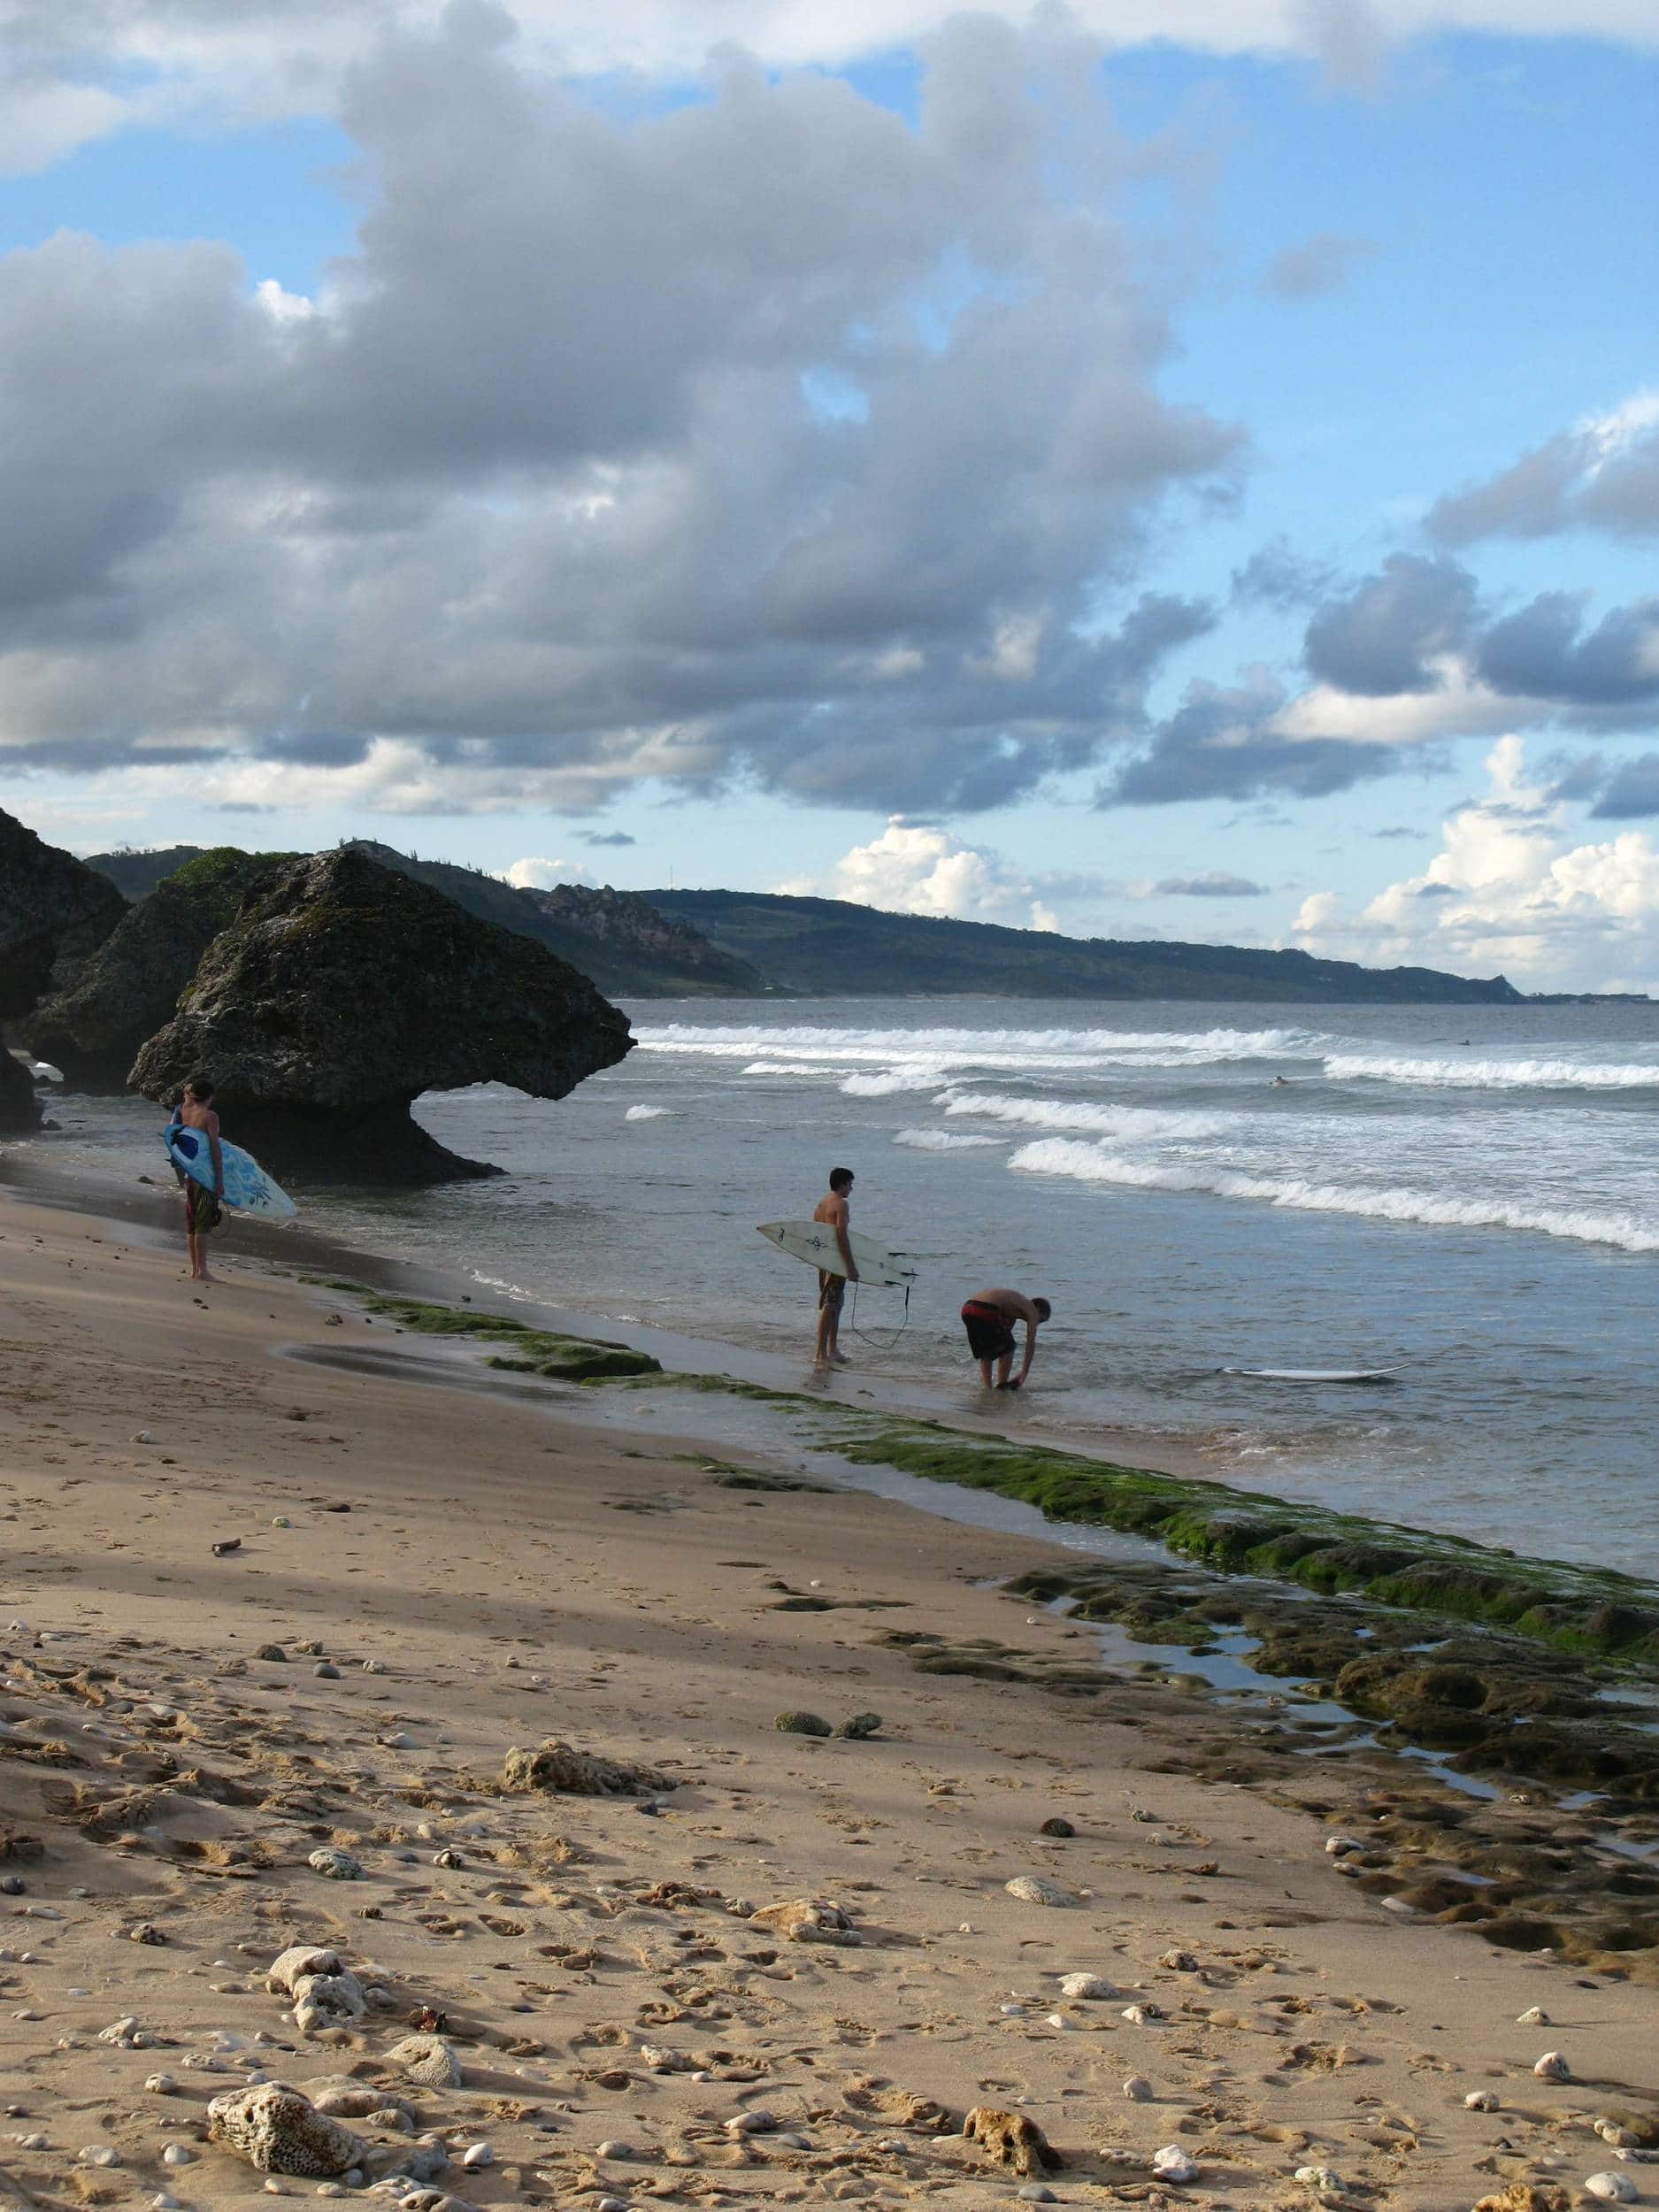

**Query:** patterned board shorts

left=818, top=1269, right=845, bottom=1310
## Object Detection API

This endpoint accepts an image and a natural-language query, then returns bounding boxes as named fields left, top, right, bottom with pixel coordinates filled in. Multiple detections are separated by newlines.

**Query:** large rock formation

left=128, top=849, right=633, bottom=1183
left=1, top=1048, right=40, bottom=1133
left=23, top=849, right=290, bottom=1089
left=0, top=808, right=127, bottom=1019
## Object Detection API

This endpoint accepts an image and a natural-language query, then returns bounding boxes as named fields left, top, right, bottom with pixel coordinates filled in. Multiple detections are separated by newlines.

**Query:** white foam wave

left=1008, top=1137, right=1659, bottom=1254
left=637, top=1020, right=1322, bottom=1072
left=1326, top=1053, right=1659, bottom=1091
left=893, top=1128, right=1004, bottom=1150
left=939, top=1089, right=1225, bottom=1141
left=740, top=1061, right=800, bottom=1074
left=841, top=1064, right=950, bottom=1095
left=625, top=1104, right=671, bottom=1120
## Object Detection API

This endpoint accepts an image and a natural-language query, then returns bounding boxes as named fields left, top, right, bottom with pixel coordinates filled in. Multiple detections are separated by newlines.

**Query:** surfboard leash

left=847, top=1278, right=912, bottom=1352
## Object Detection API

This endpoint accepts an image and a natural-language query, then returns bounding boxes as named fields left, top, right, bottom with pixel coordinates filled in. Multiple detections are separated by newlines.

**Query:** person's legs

left=995, top=1348, right=1014, bottom=1387
left=815, top=1273, right=845, bottom=1364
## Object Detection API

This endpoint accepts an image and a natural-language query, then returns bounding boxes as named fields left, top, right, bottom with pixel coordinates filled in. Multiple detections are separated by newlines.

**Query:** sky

left=1, top=1, right=1655, bottom=990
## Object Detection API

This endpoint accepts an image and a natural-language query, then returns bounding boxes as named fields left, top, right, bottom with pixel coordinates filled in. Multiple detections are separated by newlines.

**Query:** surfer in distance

left=811, top=1166, right=858, bottom=1367
left=960, top=1286, right=1050, bottom=1392
left=168, top=1073, right=224, bottom=1285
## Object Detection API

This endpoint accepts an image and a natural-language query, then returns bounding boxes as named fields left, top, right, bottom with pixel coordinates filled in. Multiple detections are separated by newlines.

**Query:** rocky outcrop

left=128, top=849, right=633, bottom=1183
left=22, top=849, right=289, bottom=1089
left=1, top=1048, right=41, bottom=1133
left=0, top=808, right=127, bottom=1019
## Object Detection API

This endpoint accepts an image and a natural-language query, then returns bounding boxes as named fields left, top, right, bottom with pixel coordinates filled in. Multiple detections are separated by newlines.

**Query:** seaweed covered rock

left=22, top=849, right=289, bottom=1088
left=128, top=849, right=633, bottom=1183
left=0, top=807, right=127, bottom=1019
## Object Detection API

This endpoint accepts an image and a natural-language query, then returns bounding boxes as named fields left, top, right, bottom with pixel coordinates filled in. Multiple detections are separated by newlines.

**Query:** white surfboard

left=757, top=1220, right=918, bottom=1289
left=1221, top=1365, right=1400, bottom=1383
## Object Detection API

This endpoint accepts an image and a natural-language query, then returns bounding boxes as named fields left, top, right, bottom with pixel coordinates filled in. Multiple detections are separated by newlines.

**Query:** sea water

left=20, top=996, right=1659, bottom=1575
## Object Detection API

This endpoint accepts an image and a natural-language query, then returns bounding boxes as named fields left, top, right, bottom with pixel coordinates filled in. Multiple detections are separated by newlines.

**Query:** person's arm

left=1014, top=1299, right=1040, bottom=1386
left=205, top=1110, right=224, bottom=1197
left=833, top=1197, right=858, bottom=1282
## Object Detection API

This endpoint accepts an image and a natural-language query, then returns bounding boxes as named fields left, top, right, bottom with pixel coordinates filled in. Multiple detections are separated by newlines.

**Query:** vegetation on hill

left=644, top=889, right=1523, bottom=1003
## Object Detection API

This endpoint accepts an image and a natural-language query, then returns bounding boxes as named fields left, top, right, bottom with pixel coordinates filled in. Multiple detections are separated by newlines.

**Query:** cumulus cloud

left=1102, top=554, right=1659, bottom=806
left=1429, top=390, right=1659, bottom=544
left=0, top=9, right=1240, bottom=817
left=503, top=855, right=593, bottom=887
left=1302, top=553, right=1478, bottom=695
left=580, top=829, right=636, bottom=847
left=7, top=0, right=1657, bottom=173
left=1291, top=735, right=1659, bottom=989
left=1257, top=229, right=1380, bottom=303
left=788, top=818, right=1066, bottom=930
left=1097, top=669, right=1406, bottom=806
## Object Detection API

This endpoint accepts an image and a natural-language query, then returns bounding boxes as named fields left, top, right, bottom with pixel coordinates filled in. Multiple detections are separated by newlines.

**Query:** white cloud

left=787, top=817, right=1062, bottom=930
left=1270, top=655, right=1515, bottom=747
left=503, top=855, right=591, bottom=888
left=6, top=0, right=1659, bottom=173
left=1291, top=736, right=1659, bottom=989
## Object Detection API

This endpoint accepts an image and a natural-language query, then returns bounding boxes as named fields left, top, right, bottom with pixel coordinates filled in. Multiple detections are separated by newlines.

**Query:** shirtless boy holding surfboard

left=960, top=1286, right=1050, bottom=1390
left=812, top=1167, right=858, bottom=1367
left=168, top=1074, right=224, bottom=1286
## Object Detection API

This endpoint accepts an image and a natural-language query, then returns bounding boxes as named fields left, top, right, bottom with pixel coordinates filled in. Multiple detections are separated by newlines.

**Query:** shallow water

left=17, top=994, right=1659, bottom=1574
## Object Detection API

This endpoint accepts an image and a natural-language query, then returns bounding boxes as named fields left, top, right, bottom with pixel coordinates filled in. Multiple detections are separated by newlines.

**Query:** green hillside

left=642, top=889, right=1523, bottom=1003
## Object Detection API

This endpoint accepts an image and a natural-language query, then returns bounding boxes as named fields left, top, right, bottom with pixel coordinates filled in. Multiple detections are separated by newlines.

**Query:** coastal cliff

left=0, top=807, right=127, bottom=1020
left=21, top=849, right=292, bottom=1089
left=129, top=849, right=633, bottom=1182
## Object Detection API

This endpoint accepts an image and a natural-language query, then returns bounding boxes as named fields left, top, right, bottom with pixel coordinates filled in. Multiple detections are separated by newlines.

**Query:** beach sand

left=2, top=1194, right=1655, bottom=2211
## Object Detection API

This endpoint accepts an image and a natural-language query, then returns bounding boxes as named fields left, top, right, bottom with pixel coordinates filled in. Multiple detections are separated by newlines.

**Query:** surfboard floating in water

left=165, top=1125, right=297, bottom=1221
left=1220, top=1364, right=1401, bottom=1383
left=756, top=1220, right=918, bottom=1288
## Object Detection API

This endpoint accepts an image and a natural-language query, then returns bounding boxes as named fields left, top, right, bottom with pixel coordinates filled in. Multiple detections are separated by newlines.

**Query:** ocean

left=19, top=995, right=1659, bottom=1575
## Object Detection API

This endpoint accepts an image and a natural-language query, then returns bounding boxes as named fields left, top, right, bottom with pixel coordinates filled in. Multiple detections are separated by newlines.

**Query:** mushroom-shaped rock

left=207, top=2083, right=365, bottom=2177
left=23, top=849, right=288, bottom=1088
left=129, top=849, right=633, bottom=1184
left=0, top=807, right=127, bottom=1021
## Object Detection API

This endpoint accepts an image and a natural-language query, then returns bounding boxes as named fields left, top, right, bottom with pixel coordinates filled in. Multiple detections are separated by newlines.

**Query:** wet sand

left=3, top=1193, right=1656, bottom=2210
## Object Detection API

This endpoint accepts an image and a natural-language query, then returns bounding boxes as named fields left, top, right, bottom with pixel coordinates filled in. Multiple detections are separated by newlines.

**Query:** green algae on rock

left=833, top=1417, right=1659, bottom=1669
left=357, top=1294, right=660, bottom=1380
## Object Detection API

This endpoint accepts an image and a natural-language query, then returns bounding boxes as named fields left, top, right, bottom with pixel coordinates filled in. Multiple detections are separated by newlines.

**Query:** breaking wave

left=1325, top=1054, right=1659, bottom=1091
left=893, top=1128, right=1005, bottom=1150
left=625, top=1104, right=671, bottom=1120
left=638, top=1021, right=1322, bottom=1074
left=1008, top=1138, right=1659, bottom=1254
left=939, top=1089, right=1226, bottom=1141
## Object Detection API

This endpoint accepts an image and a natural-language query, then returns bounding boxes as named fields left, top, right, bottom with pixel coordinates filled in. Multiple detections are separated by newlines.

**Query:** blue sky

left=1, top=4, right=1655, bottom=987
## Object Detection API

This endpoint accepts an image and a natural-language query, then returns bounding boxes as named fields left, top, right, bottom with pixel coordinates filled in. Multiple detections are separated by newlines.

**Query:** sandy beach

left=3, top=1192, right=1657, bottom=2212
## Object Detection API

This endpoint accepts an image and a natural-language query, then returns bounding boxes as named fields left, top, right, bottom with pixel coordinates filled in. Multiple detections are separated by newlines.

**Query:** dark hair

left=1033, top=1296, right=1051, bottom=1321
left=829, top=1166, right=854, bottom=1192
left=186, top=1074, right=215, bottom=1101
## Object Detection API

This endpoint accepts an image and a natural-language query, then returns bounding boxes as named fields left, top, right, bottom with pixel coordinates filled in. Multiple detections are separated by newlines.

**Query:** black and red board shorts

left=960, top=1299, right=1015, bottom=1361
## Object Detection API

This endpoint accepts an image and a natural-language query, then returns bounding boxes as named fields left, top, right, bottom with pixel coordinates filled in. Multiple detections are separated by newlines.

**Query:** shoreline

left=3, top=1184, right=1658, bottom=2208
